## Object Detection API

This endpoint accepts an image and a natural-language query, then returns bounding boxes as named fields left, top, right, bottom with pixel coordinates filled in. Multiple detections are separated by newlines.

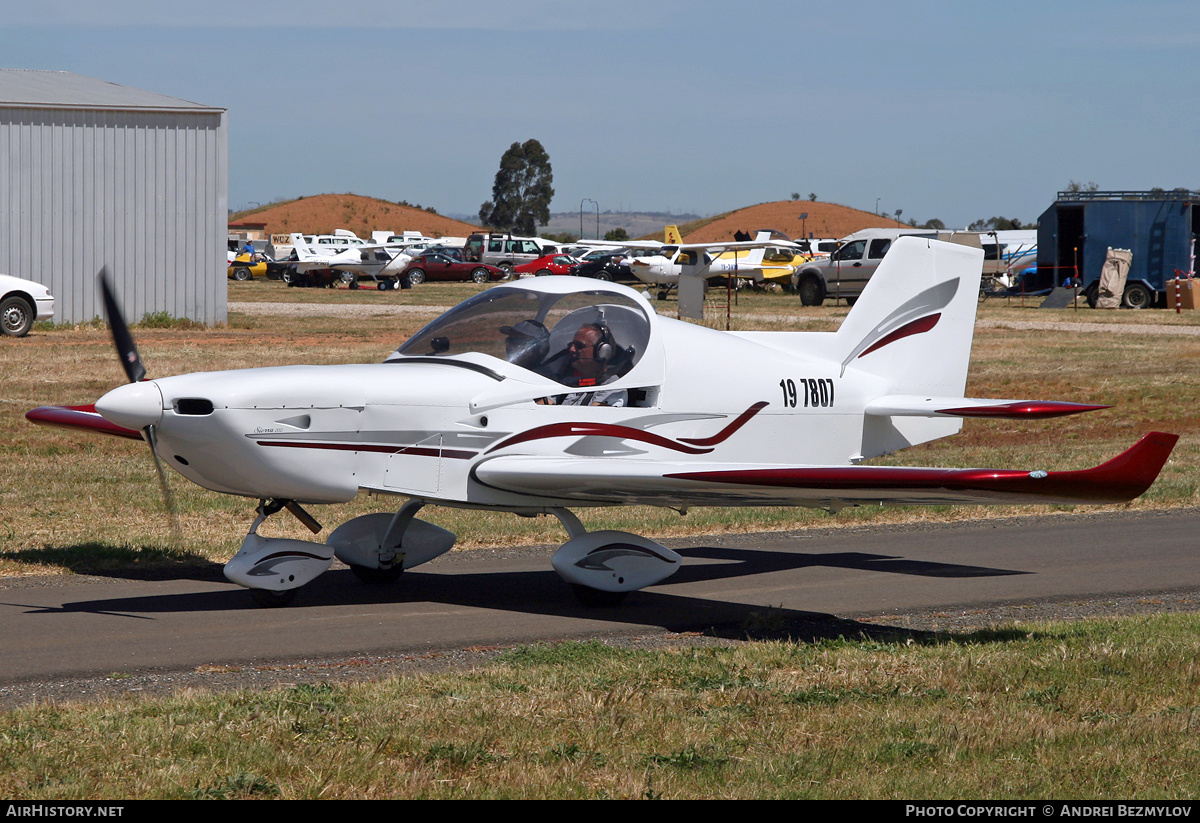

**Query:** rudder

left=835, top=238, right=984, bottom=458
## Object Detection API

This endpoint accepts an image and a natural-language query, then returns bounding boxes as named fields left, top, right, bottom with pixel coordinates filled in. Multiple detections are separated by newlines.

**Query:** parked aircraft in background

left=290, top=234, right=414, bottom=290
left=624, top=230, right=804, bottom=315
left=26, top=239, right=1176, bottom=608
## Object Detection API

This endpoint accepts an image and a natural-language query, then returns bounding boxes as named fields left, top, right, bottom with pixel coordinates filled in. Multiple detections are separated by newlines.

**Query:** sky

left=6, top=1, right=1198, bottom=229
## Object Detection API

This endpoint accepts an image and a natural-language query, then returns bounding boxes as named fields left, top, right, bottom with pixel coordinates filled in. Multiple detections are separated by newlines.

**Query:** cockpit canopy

left=390, top=284, right=652, bottom=385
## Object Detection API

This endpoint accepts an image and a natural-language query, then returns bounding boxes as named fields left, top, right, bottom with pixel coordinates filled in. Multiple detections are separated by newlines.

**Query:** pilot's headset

left=587, top=322, right=615, bottom=363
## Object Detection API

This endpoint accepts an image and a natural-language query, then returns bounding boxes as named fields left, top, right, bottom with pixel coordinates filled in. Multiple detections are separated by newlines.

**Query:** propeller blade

left=143, top=424, right=182, bottom=545
left=97, top=270, right=178, bottom=544
left=98, top=268, right=146, bottom=383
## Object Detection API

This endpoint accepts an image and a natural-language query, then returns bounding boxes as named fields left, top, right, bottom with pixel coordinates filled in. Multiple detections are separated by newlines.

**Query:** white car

left=1, top=274, right=54, bottom=337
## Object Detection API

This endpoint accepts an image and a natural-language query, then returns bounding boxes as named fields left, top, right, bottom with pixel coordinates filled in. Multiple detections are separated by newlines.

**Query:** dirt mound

left=230, top=194, right=480, bottom=239
left=681, top=201, right=909, bottom=243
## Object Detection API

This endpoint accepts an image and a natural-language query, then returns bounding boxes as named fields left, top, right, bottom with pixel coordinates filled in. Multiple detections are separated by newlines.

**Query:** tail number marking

left=780, top=378, right=834, bottom=409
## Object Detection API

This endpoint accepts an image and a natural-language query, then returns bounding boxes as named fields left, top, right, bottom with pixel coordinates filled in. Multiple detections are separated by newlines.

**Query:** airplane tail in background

left=664, top=225, right=683, bottom=244
left=290, top=233, right=315, bottom=261
left=833, top=238, right=985, bottom=458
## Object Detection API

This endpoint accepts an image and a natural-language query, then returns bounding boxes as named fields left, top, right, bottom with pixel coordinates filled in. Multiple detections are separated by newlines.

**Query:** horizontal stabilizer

left=865, top=396, right=1111, bottom=419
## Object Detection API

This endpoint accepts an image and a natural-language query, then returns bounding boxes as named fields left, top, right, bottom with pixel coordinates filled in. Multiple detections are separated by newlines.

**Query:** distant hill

left=229, top=194, right=480, bottom=239
left=542, top=201, right=910, bottom=243
left=229, top=195, right=909, bottom=244
left=677, top=201, right=909, bottom=243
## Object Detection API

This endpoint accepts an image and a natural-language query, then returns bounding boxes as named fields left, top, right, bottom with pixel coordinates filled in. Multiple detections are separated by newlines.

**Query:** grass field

left=3, top=617, right=1200, bottom=798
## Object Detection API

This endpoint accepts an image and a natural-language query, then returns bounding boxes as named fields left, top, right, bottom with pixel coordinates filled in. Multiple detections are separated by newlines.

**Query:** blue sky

left=7, top=1, right=1198, bottom=228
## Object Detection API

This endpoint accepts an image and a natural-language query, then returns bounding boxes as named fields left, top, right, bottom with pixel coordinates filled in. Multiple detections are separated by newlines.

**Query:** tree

left=479, top=139, right=554, bottom=236
left=968, top=216, right=1030, bottom=232
left=604, top=228, right=629, bottom=242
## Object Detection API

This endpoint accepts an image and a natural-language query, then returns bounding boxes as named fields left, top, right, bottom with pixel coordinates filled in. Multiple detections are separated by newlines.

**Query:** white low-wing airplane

left=290, top=234, right=414, bottom=289
left=27, top=238, right=1177, bottom=606
left=627, top=232, right=791, bottom=289
left=626, top=230, right=805, bottom=317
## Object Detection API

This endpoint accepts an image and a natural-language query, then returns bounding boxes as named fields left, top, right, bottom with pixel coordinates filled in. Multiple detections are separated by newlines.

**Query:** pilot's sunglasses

left=568, top=340, right=592, bottom=351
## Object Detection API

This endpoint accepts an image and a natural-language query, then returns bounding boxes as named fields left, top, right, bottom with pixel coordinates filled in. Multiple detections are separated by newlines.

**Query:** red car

left=512, top=254, right=581, bottom=277
left=403, top=253, right=504, bottom=285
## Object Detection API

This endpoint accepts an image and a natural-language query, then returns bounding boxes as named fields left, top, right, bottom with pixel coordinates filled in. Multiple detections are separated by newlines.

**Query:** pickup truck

left=790, top=229, right=940, bottom=305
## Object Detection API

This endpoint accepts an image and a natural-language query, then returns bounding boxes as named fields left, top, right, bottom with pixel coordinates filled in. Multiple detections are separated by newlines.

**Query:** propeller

left=97, top=269, right=181, bottom=544
left=99, top=268, right=146, bottom=384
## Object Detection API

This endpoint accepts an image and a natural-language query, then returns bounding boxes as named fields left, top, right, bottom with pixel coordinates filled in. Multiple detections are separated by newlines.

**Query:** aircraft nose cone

left=95, top=381, right=163, bottom=431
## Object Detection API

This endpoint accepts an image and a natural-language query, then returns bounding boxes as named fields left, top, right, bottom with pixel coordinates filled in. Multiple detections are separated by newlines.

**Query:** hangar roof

left=0, top=69, right=222, bottom=112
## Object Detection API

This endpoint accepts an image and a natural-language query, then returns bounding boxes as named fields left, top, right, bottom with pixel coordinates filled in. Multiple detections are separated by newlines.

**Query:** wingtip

left=1083, top=431, right=1180, bottom=501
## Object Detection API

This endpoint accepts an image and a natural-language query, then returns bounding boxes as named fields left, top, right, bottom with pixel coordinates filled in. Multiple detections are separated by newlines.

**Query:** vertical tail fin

left=837, top=237, right=982, bottom=388
left=290, top=233, right=315, bottom=260
left=836, top=238, right=984, bottom=458
left=664, top=225, right=683, bottom=244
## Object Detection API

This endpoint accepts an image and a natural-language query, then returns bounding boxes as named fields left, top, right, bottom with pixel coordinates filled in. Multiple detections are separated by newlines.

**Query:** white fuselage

left=122, top=328, right=871, bottom=509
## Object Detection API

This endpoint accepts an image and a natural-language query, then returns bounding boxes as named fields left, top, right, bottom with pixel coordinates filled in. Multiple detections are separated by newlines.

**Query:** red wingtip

left=1081, top=431, right=1179, bottom=500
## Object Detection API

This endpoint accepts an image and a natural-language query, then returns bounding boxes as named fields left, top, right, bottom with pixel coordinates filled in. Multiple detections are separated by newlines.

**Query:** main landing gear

left=546, top=509, right=682, bottom=606
left=225, top=500, right=682, bottom=608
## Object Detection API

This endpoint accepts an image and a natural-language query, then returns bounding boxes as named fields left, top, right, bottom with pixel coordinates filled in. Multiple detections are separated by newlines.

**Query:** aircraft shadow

left=17, top=544, right=1032, bottom=644
left=670, top=544, right=1028, bottom=584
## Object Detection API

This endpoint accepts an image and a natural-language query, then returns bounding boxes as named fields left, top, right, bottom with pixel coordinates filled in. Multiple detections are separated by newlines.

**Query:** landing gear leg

left=327, top=499, right=456, bottom=584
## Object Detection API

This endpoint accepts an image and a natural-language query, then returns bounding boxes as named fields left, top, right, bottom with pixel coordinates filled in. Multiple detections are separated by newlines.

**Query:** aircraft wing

left=473, top=432, right=1177, bottom=508
left=670, top=239, right=799, bottom=254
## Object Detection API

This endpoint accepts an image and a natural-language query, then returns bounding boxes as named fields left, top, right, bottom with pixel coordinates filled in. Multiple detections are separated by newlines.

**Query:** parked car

left=1, top=273, right=54, bottom=337
left=572, top=248, right=638, bottom=282
left=403, top=254, right=504, bottom=285
left=513, top=254, right=580, bottom=277
left=227, top=253, right=268, bottom=281
left=419, top=245, right=465, bottom=261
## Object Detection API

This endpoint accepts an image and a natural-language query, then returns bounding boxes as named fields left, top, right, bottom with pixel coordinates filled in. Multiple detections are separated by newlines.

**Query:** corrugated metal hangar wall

left=0, top=70, right=227, bottom=325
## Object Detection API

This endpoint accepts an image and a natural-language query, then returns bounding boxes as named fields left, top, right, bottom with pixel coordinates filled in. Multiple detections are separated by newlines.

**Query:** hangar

left=0, top=69, right=227, bottom=325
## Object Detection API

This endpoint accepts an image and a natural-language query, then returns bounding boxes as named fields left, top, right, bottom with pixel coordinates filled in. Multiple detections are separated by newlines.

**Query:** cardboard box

left=1166, top=279, right=1197, bottom=310
left=1167, top=279, right=1195, bottom=309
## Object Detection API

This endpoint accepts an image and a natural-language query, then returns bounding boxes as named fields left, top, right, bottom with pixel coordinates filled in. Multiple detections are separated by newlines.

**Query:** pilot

left=544, top=322, right=627, bottom=407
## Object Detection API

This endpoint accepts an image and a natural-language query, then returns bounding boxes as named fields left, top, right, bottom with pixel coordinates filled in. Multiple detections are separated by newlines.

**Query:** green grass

left=3, top=613, right=1200, bottom=798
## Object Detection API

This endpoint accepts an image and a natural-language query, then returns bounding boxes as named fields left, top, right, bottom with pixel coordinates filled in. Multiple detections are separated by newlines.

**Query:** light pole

left=875, top=197, right=880, bottom=215
left=580, top=198, right=599, bottom=239
left=798, top=212, right=808, bottom=241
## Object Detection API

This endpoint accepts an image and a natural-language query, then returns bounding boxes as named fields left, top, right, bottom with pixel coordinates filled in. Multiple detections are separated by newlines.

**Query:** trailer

left=1033, top=191, right=1199, bottom=309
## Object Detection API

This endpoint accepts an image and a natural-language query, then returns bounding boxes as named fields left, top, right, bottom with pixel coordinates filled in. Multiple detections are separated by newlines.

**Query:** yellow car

left=228, top=253, right=268, bottom=281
